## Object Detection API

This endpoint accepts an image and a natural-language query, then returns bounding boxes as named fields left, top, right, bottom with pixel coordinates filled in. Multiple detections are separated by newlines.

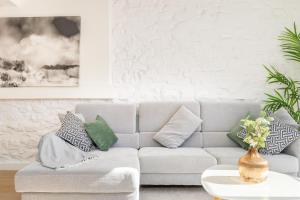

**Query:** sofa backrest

left=75, top=103, right=139, bottom=148
left=75, top=100, right=262, bottom=149
left=138, top=101, right=202, bottom=147
left=139, top=101, right=201, bottom=132
left=200, top=100, right=261, bottom=147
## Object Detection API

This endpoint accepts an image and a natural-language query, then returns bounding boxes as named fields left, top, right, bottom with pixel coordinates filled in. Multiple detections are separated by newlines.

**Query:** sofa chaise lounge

left=15, top=101, right=300, bottom=200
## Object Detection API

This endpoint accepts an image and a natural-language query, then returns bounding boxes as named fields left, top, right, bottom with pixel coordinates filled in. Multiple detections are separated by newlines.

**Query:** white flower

left=249, top=139, right=258, bottom=147
left=256, top=117, right=270, bottom=125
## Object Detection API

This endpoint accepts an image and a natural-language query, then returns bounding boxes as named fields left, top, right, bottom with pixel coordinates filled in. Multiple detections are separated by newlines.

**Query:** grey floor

left=140, top=186, right=212, bottom=200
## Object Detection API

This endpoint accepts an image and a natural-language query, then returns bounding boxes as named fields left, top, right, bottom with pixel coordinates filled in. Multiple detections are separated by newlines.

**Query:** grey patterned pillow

left=238, top=119, right=300, bottom=155
left=58, top=112, right=85, bottom=123
left=56, top=111, right=95, bottom=152
left=260, top=120, right=300, bottom=154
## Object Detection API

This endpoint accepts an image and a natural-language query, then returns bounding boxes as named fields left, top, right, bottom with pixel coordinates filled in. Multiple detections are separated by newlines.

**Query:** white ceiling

left=0, top=0, right=21, bottom=7
left=0, top=0, right=13, bottom=6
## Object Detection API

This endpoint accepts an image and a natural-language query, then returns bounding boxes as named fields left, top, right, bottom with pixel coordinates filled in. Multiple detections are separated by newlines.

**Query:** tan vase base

left=238, top=148, right=269, bottom=183
left=239, top=165, right=268, bottom=183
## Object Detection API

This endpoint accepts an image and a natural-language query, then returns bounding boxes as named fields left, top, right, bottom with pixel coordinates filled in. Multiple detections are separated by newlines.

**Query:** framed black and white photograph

left=0, top=16, right=81, bottom=87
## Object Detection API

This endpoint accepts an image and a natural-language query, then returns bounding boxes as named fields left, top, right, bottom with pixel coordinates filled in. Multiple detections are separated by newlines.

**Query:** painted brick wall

left=1, top=0, right=300, bottom=162
left=111, top=0, right=300, bottom=100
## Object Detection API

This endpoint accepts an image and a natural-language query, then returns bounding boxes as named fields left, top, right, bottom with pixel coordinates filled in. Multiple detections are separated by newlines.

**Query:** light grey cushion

left=284, top=138, right=300, bottom=176
left=141, top=173, right=202, bottom=185
left=139, top=132, right=202, bottom=148
left=113, top=133, right=139, bottom=149
left=200, top=100, right=261, bottom=131
left=139, top=101, right=201, bottom=132
left=153, top=106, right=202, bottom=148
left=205, top=147, right=299, bottom=174
left=139, top=147, right=217, bottom=174
left=264, top=153, right=299, bottom=175
left=205, top=147, right=246, bottom=164
left=202, top=132, right=239, bottom=148
left=21, top=192, right=139, bottom=200
left=284, top=138, right=300, bottom=158
left=272, top=107, right=299, bottom=128
left=76, top=103, right=136, bottom=134
left=15, top=148, right=140, bottom=193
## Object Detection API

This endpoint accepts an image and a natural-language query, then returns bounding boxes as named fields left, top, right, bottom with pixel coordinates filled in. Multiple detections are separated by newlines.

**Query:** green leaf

left=263, top=65, right=300, bottom=124
left=279, top=22, right=300, bottom=62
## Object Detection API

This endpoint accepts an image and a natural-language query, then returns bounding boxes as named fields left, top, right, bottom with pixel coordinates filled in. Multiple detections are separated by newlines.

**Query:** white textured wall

left=0, top=100, right=108, bottom=163
left=111, top=0, right=300, bottom=100
left=1, top=0, right=300, bottom=163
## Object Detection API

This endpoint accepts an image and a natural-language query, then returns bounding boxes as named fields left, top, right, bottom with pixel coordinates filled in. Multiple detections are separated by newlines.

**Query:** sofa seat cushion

left=205, top=147, right=299, bottom=174
left=15, top=148, right=140, bottom=193
left=139, top=147, right=217, bottom=174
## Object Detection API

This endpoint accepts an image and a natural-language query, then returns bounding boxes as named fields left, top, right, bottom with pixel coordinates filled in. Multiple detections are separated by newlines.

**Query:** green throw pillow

left=84, top=115, right=118, bottom=151
left=227, top=114, right=253, bottom=150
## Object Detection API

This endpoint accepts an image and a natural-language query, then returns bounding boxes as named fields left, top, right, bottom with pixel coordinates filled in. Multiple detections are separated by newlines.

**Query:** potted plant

left=238, top=112, right=274, bottom=183
left=263, top=23, right=300, bottom=125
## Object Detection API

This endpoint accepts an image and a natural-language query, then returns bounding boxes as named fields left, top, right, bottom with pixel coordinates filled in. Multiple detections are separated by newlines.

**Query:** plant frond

left=279, top=22, right=300, bottom=62
left=263, top=65, right=300, bottom=124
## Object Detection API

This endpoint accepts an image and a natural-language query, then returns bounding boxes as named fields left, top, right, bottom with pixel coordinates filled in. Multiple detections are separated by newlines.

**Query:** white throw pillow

left=58, top=112, right=85, bottom=123
left=153, top=106, right=202, bottom=148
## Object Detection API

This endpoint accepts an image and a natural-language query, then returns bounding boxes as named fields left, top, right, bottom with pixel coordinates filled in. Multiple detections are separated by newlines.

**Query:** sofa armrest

left=284, top=138, right=300, bottom=176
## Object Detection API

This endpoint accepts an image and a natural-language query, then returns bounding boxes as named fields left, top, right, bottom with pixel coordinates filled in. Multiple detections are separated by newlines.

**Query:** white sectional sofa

left=15, top=101, right=300, bottom=200
left=138, top=101, right=216, bottom=185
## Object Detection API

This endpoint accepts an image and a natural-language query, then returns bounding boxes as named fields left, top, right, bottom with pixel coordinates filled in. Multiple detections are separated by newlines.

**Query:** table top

left=201, top=165, right=300, bottom=200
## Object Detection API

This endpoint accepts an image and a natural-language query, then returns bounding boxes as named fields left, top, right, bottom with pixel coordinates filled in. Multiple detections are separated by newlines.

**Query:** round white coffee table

left=201, top=165, right=300, bottom=200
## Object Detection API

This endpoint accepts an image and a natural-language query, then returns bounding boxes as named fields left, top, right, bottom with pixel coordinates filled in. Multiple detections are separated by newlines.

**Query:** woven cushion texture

left=260, top=120, right=300, bottom=154
left=238, top=119, right=300, bottom=154
left=56, top=112, right=95, bottom=152
left=58, top=112, right=85, bottom=123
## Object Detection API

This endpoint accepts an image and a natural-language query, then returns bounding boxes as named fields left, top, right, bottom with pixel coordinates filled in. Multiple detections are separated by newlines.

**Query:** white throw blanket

left=37, top=133, right=101, bottom=170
